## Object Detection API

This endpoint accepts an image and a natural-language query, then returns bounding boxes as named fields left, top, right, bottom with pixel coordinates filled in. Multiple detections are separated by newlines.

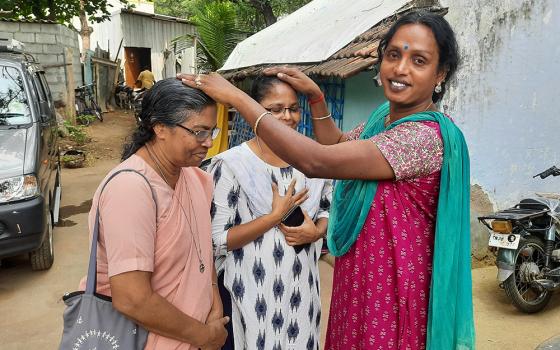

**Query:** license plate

left=488, top=232, right=521, bottom=249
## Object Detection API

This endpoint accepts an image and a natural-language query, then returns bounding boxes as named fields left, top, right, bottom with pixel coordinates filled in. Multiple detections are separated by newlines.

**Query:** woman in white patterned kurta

left=207, top=76, right=332, bottom=350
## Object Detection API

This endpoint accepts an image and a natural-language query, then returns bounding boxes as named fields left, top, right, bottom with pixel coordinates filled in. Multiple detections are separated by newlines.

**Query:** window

left=0, top=66, right=32, bottom=126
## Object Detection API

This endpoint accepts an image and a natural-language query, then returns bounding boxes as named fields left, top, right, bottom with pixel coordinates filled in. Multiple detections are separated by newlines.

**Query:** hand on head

left=177, top=72, right=239, bottom=106
left=262, top=66, right=322, bottom=100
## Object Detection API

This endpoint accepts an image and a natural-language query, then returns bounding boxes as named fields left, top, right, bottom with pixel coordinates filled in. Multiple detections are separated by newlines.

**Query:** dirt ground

left=1, top=110, right=559, bottom=349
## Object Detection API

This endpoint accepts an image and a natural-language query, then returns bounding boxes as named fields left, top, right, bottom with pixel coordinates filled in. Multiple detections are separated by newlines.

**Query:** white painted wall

left=440, top=0, right=560, bottom=209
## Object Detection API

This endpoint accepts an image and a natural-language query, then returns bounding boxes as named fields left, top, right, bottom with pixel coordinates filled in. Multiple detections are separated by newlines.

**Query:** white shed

left=88, top=8, right=197, bottom=87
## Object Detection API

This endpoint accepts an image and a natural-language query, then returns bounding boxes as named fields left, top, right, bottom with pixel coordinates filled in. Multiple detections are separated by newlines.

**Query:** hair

left=250, top=75, right=286, bottom=103
left=377, top=10, right=460, bottom=103
left=121, top=78, right=216, bottom=160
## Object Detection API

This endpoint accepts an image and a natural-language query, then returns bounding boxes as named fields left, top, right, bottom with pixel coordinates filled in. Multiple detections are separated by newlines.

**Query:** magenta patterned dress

left=325, top=121, right=444, bottom=350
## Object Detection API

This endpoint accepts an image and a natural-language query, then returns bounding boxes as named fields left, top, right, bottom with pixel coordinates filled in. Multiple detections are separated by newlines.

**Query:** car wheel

left=30, top=214, right=54, bottom=271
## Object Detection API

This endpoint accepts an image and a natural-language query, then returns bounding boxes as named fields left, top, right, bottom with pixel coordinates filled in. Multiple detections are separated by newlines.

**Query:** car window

left=38, top=72, right=53, bottom=105
left=0, top=65, right=32, bottom=126
left=33, top=72, right=46, bottom=102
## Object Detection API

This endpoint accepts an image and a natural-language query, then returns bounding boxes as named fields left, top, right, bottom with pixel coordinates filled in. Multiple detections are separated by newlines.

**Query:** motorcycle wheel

left=503, top=236, right=552, bottom=313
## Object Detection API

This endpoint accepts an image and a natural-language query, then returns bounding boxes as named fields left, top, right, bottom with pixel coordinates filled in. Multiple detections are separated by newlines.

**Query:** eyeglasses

left=175, top=124, right=220, bottom=142
left=264, top=106, right=302, bottom=116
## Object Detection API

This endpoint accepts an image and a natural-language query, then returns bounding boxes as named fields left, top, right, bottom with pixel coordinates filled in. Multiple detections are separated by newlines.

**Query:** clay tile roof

left=222, top=1, right=447, bottom=82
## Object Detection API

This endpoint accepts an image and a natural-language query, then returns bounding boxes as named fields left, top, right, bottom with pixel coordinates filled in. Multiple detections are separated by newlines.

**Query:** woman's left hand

left=206, top=285, right=224, bottom=323
left=279, top=210, right=322, bottom=245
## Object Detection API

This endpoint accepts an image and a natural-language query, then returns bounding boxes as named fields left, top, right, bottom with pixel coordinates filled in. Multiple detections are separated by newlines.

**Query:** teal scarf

left=327, top=101, right=475, bottom=349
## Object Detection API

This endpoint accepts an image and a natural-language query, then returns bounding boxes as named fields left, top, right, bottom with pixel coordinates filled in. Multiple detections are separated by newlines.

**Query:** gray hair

left=122, top=78, right=216, bottom=160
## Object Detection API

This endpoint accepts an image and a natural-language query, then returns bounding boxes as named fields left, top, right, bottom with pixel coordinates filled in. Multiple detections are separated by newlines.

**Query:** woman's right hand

left=200, top=316, right=229, bottom=350
left=177, top=72, right=241, bottom=107
left=263, top=67, right=323, bottom=100
left=270, top=179, right=309, bottom=224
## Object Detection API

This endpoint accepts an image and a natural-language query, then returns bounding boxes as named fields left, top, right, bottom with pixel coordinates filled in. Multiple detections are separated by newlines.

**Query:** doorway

left=124, top=47, right=151, bottom=88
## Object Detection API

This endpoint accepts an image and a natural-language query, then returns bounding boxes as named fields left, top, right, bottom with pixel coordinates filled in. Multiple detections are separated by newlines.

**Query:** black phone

left=281, top=205, right=305, bottom=227
left=281, top=206, right=309, bottom=253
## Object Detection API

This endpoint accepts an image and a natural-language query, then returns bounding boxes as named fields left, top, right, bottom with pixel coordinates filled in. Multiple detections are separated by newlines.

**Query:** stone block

left=43, top=44, right=63, bottom=55
left=36, top=33, right=56, bottom=45
left=0, top=32, right=14, bottom=40
left=36, top=53, right=59, bottom=65
left=40, top=24, right=60, bottom=34
left=20, top=23, right=42, bottom=33
left=0, top=21, right=20, bottom=33
left=23, top=43, right=43, bottom=55
left=14, top=32, right=35, bottom=43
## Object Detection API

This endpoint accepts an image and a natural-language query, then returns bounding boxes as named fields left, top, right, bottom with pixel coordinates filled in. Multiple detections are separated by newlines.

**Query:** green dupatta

left=326, top=101, right=475, bottom=349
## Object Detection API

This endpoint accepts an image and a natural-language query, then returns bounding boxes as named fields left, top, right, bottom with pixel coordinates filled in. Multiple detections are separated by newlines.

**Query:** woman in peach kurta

left=78, top=78, right=228, bottom=349
left=82, top=156, right=214, bottom=349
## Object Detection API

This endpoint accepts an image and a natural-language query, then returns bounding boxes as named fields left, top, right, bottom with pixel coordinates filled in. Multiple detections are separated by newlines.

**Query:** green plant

left=76, top=114, right=97, bottom=125
left=63, top=120, right=88, bottom=145
left=61, top=155, right=76, bottom=162
left=61, top=152, right=86, bottom=169
left=172, top=1, right=244, bottom=72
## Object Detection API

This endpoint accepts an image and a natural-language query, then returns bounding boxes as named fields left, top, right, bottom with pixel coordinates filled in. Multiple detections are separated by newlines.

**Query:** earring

left=434, top=82, right=443, bottom=93
left=374, top=72, right=382, bottom=87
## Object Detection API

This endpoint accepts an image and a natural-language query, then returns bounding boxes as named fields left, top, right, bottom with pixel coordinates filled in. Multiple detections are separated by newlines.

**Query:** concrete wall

left=0, top=21, right=83, bottom=104
left=342, top=71, right=386, bottom=132
left=439, top=0, right=560, bottom=255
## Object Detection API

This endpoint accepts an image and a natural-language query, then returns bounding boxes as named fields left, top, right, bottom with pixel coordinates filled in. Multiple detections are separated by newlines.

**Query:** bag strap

left=85, top=169, right=157, bottom=295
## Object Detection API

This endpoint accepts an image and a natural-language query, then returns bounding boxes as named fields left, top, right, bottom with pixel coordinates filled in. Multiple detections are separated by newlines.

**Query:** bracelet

left=308, top=93, right=324, bottom=105
left=311, top=113, right=332, bottom=121
left=254, top=111, right=272, bottom=135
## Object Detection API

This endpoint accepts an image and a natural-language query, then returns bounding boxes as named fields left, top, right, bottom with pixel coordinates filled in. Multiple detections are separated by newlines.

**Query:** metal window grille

left=228, top=77, right=345, bottom=148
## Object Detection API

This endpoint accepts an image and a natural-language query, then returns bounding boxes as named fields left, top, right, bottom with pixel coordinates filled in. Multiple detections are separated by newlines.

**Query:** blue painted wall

left=342, top=71, right=386, bottom=132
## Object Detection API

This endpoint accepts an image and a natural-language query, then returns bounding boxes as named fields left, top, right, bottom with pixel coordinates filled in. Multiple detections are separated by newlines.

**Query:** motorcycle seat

left=519, top=198, right=560, bottom=214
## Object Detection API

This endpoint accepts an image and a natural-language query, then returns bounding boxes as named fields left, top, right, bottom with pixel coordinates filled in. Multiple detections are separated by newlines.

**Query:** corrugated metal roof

left=222, top=1, right=447, bottom=81
left=120, top=8, right=193, bottom=24
left=120, top=11, right=196, bottom=52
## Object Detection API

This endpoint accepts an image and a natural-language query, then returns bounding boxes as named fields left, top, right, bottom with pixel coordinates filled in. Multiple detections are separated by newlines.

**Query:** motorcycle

left=114, top=82, right=133, bottom=110
left=131, top=87, right=146, bottom=124
left=478, top=166, right=560, bottom=313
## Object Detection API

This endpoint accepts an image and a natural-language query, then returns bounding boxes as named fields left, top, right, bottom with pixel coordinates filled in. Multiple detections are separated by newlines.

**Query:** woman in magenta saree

left=178, top=10, right=474, bottom=350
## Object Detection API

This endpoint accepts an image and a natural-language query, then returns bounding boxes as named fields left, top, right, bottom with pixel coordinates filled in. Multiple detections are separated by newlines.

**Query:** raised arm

left=179, top=73, right=394, bottom=181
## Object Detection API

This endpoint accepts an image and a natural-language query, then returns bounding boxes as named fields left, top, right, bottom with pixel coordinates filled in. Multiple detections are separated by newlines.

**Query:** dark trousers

left=218, top=271, right=235, bottom=350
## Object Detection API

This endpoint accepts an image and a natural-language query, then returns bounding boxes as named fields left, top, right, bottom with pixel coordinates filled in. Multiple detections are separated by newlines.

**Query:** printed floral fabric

left=326, top=121, right=443, bottom=350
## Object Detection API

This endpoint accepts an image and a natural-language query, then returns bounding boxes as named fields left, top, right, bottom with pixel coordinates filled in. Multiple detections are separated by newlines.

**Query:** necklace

left=145, top=145, right=206, bottom=273
left=385, top=101, right=434, bottom=126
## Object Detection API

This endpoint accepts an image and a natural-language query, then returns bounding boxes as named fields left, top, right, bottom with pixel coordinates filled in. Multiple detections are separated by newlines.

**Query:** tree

left=0, top=0, right=129, bottom=24
left=154, top=0, right=192, bottom=19
left=173, top=1, right=244, bottom=72
left=156, top=0, right=312, bottom=33
left=78, top=0, right=93, bottom=53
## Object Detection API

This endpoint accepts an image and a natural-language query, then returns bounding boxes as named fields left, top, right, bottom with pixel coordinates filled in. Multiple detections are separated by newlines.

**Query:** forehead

left=262, top=81, right=298, bottom=102
left=184, top=105, right=217, bottom=127
left=388, top=23, right=438, bottom=54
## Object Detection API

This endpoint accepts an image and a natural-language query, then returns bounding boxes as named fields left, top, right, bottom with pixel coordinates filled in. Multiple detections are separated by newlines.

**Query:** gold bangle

left=311, top=113, right=332, bottom=121
left=254, top=111, right=272, bottom=135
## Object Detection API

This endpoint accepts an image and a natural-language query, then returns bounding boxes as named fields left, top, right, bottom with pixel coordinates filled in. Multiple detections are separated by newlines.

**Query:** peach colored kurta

left=80, top=154, right=213, bottom=349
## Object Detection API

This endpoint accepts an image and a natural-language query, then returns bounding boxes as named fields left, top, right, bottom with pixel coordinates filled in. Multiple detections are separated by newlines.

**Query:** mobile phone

left=281, top=205, right=305, bottom=227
